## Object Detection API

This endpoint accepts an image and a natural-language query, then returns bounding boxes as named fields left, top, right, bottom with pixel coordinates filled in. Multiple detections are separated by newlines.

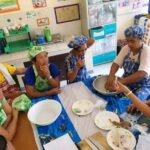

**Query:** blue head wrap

left=124, top=25, right=144, bottom=39
left=68, top=35, right=88, bottom=49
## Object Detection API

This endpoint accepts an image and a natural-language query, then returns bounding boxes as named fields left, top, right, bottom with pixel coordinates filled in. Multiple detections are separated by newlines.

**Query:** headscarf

left=68, top=35, right=88, bottom=49
left=124, top=25, right=144, bottom=39
left=28, top=46, right=45, bottom=60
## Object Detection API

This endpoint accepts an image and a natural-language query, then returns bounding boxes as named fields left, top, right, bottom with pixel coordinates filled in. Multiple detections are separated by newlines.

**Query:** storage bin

left=90, top=27, right=105, bottom=40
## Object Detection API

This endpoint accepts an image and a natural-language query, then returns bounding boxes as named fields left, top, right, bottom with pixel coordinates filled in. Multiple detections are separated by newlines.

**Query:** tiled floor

left=91, top=62, right=124, bottom=77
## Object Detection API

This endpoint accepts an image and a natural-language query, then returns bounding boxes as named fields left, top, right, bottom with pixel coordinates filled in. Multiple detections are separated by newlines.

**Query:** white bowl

left=28, top=99, right=62, bottom=126
left=107, top=128, right=136, bottom=150
left=93, top=75, right=117, bottom=95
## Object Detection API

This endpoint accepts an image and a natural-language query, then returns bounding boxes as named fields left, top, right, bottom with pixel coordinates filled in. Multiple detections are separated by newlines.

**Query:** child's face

left=34, top=51, right=49, bottom=67
left=76, top=44, right=87, bottom=57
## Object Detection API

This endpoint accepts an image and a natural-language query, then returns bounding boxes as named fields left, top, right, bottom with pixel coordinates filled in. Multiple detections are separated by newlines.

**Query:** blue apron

left=69, top=55, right=89, bottom=83
left=122, top=48, right=150, bottom=101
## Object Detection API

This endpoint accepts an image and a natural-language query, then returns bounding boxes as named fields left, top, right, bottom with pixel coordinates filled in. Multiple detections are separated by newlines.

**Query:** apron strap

left=32, top=65, right=38, bottom=77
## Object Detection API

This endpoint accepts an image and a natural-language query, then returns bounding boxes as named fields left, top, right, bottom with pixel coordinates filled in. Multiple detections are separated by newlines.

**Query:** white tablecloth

left=59, top=81, right=106, bottom=139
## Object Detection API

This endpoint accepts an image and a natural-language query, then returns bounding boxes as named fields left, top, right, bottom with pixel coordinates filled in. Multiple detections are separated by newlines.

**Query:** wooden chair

left=48, top=53, right=68, bottom=81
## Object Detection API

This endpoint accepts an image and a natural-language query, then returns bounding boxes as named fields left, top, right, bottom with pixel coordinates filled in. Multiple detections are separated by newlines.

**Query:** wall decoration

left=37, top=17, right=50, bottom=26
left=0, top=0, right=20, bottom=13
left=54, top=4, right=80, bottom=24
left=131, top=0, right=142, bottom=9
left=26, top=11, right=37, bottom=19
left=32, top=0, right=47, bottom=8
left=118, top=0, right=129, bottom=7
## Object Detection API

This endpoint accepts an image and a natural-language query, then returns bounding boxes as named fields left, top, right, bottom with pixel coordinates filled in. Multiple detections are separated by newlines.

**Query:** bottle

left=3, top=27, right=9, bottom=36
left=43, top=27, right=52, bottom=42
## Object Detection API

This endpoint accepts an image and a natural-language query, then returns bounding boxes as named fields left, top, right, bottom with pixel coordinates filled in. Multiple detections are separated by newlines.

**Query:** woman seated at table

left=106, top=25, right=150, bottom=101
left=0, top=90, right=19, bottom=149
left=24, top=46, right=61, bottom=98
left=114, top=81, right=150, bottom=118
left=0, top=63, right=26, bottom=102
left=65, top=35, right=94, bottom=83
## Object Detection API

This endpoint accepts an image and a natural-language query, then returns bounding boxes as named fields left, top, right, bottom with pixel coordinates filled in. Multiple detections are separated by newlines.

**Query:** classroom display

left=0, top=24, right=33, bottom=53
left=80, top=0, right=117, bottom=65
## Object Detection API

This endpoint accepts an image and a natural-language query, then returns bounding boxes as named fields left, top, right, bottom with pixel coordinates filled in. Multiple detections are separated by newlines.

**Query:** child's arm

left=115, top=81, right=150, bottom=118
left=0, top=109, right=19, bottom=141
left=1, top=98, right=12, bottom=128
left=0, top=90, right=12, bottom=128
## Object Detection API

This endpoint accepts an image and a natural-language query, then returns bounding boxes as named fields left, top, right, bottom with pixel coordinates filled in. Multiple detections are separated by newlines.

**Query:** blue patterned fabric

left=83, top=77, right=132, bottom=115
left=122, top=49, right=150, bottom=101
left=124, top=25, right=144, bottom=39
left=65, top=53, right=90, bottom=83
left=68, top=35, right=88, bottom=49
left=31, top=95, right=80, bottom=149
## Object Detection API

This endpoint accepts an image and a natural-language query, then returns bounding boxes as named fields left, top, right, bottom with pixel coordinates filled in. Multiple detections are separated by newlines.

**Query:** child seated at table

left=65, top=35, right=94, bottom=83
left=114, top=80, right=150, bottom=118
left=0, top=90, right=19, bottom=142
left=24, top=46, right=61, bottom=98
left=0, top=63, right=26, bottom=102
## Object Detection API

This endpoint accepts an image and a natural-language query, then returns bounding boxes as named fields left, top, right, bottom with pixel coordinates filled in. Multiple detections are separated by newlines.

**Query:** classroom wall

left=0, top=0, right=81, bottom=39
left=117, top=1, right=149, bottom=39
left=0, top=0, right=149, bottom=39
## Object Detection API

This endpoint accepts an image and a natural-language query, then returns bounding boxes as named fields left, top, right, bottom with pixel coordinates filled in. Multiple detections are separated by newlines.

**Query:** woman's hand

left=40, top=65, right=51, bottom=79
left=105, top=75, right=116, bottom=92
left=47, top=87, right=61, bottom=95
left=76, top=58, right=85, bottom=69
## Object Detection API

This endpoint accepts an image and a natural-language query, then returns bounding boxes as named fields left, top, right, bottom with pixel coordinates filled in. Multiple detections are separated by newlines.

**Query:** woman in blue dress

left=106, top=25, right=150, bottom=101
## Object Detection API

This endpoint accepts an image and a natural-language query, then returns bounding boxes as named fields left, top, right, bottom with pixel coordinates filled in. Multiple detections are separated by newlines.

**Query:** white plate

left=28, top=99, right=62, bottom=126
left=93, top=75, right=117, bottom=95
left=72, top=99, right=94, bottom=116
left=107, top=128, right=136, bottom=150
left=94, top=111, right=120, bottom=130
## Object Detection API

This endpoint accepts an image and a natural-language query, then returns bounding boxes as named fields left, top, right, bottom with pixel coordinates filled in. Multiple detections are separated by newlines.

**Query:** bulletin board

left=118, top=0, right=149, bottom=15
left=0, top=0, right=20, bottom=13
left=54, top=4, right=80, bottom=24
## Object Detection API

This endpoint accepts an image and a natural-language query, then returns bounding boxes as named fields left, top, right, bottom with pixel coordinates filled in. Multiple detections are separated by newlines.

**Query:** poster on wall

left=0, top=0, right=20, bottom=13
left=118, top=0, right=129, bottom=7
left=32, top=0, right=47, bottom=8
left=131, top=0, right=149, bottom=9
left=26, top=11, right=37, bottom=19
left=37, top=17, right=50, bottom=26
left=54, top=4, right=80, bottom=24
left=131, top=0, right=142, bottom=9
left=118, top=0, right=149, bottom=15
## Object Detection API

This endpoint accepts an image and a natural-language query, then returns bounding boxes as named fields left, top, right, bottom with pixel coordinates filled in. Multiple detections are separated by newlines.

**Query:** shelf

left=4, top=39, right=33, bottom=53
left=5, top=25, right=30, bottom=38
left=0, top=29, right=4, bottom=38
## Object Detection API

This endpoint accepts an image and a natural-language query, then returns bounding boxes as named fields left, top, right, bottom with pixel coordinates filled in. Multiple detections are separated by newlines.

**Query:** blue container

left=37, top=35, right=46, bottom=45
left=0, top=38, right=5, bottom=54
left=104, top=23, right=117, bottom=34
left=90, top=27, right=105, bottom=40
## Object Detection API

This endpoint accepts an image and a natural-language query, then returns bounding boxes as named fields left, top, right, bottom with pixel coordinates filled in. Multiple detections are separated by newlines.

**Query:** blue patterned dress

left=122, top=49, right=150, bottom=101
left=65, top=52, right=89, bottom=83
